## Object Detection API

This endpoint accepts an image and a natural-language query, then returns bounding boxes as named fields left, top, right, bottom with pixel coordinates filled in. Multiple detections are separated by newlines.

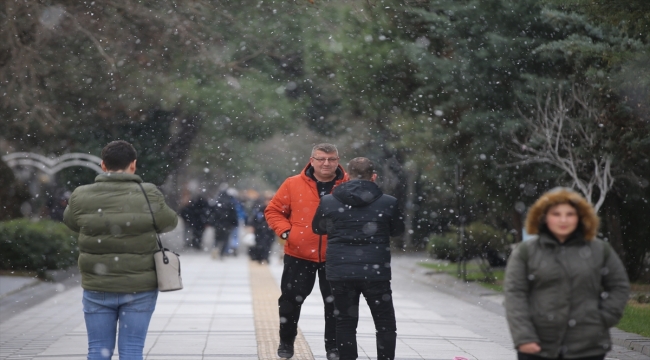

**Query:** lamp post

left=456, top=162, right=467, bottom=281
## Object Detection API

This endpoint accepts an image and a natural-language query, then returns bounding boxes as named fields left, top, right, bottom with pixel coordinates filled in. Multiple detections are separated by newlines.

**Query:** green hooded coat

left=63, top=173, right=178, bottom=293
left=504, top=189, right=629, bottom=358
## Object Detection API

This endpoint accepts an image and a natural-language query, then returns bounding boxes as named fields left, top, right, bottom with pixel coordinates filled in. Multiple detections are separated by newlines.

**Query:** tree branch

left=508, top=82, right=615, bottom=212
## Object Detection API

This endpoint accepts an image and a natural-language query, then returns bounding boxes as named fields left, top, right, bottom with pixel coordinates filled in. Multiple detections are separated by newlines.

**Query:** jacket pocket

left=532, top=312, right=562, bottom=344
left=565, top=309, right=609, bottom=354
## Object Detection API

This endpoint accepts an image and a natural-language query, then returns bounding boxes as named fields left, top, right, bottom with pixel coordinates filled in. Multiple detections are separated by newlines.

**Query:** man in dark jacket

left=312, top=157, right=405, bottom=360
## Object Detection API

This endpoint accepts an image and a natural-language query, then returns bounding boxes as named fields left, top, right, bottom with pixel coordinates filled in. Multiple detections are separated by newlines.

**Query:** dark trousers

left=517, top=353, right=605, bottom=360
left=249, top=235, right=273, bottom=262
left=213, top=227, right=231, bottom=257
left=329, top=280, right=397, bottom=360
left=278, top=254, right=337, bottom=351
left=187, top=226, right=203, bottom=248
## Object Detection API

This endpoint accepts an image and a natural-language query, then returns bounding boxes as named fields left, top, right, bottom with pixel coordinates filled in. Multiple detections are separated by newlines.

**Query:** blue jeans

left=330, top=280, right=397, bottom=360
left=82, top=290, right=158, bottom=360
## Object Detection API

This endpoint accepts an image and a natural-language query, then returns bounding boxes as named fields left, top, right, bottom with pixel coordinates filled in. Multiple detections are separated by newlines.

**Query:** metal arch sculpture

left=2, top=152, right=103, bottom=175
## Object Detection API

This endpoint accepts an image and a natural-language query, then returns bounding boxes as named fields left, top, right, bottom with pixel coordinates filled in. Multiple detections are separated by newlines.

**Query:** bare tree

left=509, top=83, right=614, bottom=212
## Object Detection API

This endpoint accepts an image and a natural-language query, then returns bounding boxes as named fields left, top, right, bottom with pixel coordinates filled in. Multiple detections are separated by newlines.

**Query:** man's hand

left=518, top=342, right=541, bottom=354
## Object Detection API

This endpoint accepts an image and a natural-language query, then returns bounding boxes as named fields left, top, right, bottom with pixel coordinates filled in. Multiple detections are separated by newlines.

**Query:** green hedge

left=0, top=219, right=78, bottom=277
left=427, top=221, right=513, bottom=265
left=427, top=233, right=460, bottom=262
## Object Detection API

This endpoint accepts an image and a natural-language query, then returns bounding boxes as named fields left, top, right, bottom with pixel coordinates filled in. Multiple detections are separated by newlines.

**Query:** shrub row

left=0, top=219, right=78, bottom=277
left=426, top=221, right=513, bottom=267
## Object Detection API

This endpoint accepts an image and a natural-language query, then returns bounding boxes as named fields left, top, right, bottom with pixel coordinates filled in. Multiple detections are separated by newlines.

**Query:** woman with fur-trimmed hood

left=504, top=188, right=629, bottom=360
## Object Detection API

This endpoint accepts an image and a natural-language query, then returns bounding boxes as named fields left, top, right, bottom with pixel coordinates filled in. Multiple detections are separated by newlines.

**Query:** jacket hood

left=332, top=180, right=382, bottom=207
left=525, top=187, right=599, bottom=241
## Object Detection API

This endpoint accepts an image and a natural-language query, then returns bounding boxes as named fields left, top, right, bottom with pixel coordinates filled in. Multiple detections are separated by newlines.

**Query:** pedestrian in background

left=312, top=157, right=405, bottom=360
left=265, top=143, right=349, bottom=360
left=247, top=193, right=275, bottom=263
left=504, top=188, right=629, bottom=360
left=180, top=195, right=212, bottom=250
left=63, top=140, right=178, bottom=360
left=227, top=188, right=248, bottom=257
left=209, top=190, right=238, bottom=259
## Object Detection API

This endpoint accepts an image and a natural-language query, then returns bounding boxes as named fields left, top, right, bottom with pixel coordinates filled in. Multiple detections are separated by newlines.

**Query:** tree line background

left=1, top=0, right=649, bottom=280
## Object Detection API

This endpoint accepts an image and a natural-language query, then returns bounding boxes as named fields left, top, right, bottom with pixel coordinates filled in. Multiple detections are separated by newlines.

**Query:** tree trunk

left=403, top=162, right=417, bottom=251
left=376, top=146, right=409, bottom=250
left=511, top=209, right=523, bottom=243
left=160, top=113, right=201, bottom=210
left=602, top=193, right=626, bottom=264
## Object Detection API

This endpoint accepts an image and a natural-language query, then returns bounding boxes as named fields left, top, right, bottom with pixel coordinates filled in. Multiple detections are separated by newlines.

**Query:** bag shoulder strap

left=135, top=182, right=164, bottom=251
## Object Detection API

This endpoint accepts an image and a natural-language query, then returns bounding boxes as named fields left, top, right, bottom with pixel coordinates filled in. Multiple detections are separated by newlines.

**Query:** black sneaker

left=326, top=348, right=339, bottom=360
left=277, top=340, right=294, bottom=358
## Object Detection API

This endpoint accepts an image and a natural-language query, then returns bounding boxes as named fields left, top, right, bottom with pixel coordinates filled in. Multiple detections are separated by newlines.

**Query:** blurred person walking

left=227, top=189, right=248, bottom=257
left=180, top=195, right=212, bottom=250
left=45, top=189, right=70, bottom=222
left=63, top=140, right=178, bottom=360
left=504, top=188, right=630, bottom=360
left=247, top=194, right=275, bottom=263
left=209, top=190, right=238, bottom=259
left=265, top=143, right=349, bottom=359
left=312, top=157, right=405, bottom=360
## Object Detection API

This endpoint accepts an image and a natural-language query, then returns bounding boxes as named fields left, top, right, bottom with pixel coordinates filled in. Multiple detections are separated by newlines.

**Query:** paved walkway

left=1, top=243, right=648, bottom=359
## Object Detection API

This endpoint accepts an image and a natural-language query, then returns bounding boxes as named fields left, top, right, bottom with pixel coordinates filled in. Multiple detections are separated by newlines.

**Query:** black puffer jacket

left=312, top=180, right=404, bottom=281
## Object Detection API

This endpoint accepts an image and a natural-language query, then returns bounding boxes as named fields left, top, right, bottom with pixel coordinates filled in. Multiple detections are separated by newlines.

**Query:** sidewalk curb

left=394, top=254, right=650, bottom=358
left=0, top=277, right=41, bottom=300
left=0, top=267, right=81, bottom=323
left=611, top=329, right=650, bottom=356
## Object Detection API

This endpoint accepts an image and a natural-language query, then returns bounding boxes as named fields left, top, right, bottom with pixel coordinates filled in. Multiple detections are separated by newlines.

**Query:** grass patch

left=631, top=283, right=650, bottom=292
left=0, top=269, right=40, bottom=278
left=617, top=302, right=650, bottom=338
left=420, top=262, right=650, bottom=337
left=418, top=261, right=504, bottom=291
left=480, top=282, right=504, bottom=292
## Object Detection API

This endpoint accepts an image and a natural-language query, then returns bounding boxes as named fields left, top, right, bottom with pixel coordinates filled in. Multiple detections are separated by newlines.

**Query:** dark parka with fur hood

left=504, top=188, right=629, bottom=359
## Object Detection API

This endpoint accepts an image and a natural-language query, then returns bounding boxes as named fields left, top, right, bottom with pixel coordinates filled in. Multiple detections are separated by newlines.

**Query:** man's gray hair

left=311, top=143, right=338, bottom=156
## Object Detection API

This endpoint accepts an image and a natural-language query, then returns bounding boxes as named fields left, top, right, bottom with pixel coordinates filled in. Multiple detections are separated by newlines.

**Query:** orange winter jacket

left=265, top=163, right=348, bottom=263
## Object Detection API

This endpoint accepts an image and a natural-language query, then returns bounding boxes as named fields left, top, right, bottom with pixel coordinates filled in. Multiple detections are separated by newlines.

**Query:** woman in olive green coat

left=504, top=188, right=629, bottom=360
left=64, top=141, right=178, bottom=360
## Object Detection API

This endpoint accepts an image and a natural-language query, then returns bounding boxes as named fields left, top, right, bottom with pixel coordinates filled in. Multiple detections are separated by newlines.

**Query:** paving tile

left=1, top=249, right=648, bottom=360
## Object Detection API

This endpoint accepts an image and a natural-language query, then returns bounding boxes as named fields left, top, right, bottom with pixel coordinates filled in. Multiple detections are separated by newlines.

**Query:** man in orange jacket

left=265, top=143, right=348, bottom=360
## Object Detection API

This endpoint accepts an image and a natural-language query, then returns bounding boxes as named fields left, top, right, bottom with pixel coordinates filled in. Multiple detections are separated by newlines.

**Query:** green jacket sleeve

left=504, top=242, right=540, bottom=348
left=144, top=184, right=178, bottom=233
left=599, top=241, right=630, bottom=328
left=62, top=192, right=80, bottom=233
